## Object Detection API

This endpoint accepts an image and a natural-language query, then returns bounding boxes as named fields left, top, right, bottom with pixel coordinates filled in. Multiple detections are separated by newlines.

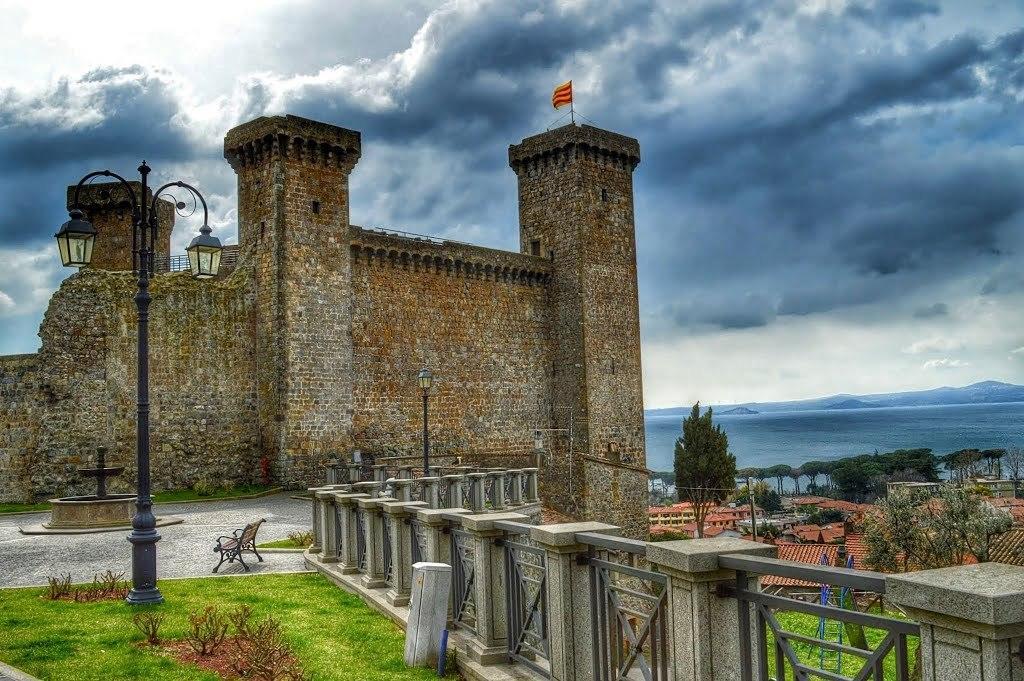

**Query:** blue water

left=645, top=402, right=1024, bottom=473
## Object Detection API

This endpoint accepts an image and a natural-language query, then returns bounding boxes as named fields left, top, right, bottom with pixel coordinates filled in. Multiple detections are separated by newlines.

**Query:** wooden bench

left=213, top=518, right=266, bottom=573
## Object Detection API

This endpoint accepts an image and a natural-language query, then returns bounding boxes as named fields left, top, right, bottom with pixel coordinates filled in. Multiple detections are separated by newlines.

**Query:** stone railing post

left=456, top=512, right=530, bottom=664
left=646, top=538, right=776, bottom=681
left=372, top=464, right=388, bottom=483
left=309, top=487, right=326, bottom=553
left=887, top=563, right=1024, bottom=681
left=346, top=463, right=362, bottom=483
left=315, top=490, right=341, bottom=562
left=491, top=471, right=507, bottom=510
left=530, top=522, right=621, bottom=681
left=466, top=472, right=487, bottom=511
left=357, top=495, right=393, bottom=588
left=381, top=500, right=428, bottom=606
left=399, top=465, right=414, bottom=479
left=523, top=467, right=539, bottom=503
left=416, top=508, right=471, bottom=565
left=506, top=470, right=523, bottom=506
left=351, top=481, right=384, bottom=498
left=326, top=458, right=341, bottom=484
left=334, top=492, right=369, bottom=574
left=442, top=474, right=464, bottom=508
left=419, top=477, right=441, bottom=508
left=392, top=479, right=414, bottom=502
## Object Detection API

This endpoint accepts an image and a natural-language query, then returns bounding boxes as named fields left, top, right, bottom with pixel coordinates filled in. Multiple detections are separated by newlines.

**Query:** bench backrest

left=239, top=518, right=265, bottom=545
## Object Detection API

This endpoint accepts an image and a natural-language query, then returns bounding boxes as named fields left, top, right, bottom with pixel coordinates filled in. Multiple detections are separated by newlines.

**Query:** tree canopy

left=674, top=403, right=737, bottom=537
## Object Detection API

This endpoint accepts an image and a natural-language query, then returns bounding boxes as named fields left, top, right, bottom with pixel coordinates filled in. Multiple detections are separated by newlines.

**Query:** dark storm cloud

left=914, top=303, right=948, bottom=319
left=3, top=0, right=1024, bottom=352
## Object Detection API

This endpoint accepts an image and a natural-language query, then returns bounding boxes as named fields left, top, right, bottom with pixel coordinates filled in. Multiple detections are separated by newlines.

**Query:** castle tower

left=509, top=123, right=647, bottom=536
left=224, top=115, right=361, bottom=483
left=66, top=181, right=174, bottom=271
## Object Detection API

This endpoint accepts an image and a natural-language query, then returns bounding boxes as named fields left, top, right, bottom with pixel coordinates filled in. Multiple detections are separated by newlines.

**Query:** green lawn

left=766, top=607, right=920, bottom=680
left=0, top=501, right=51, bottom=514
left=257, top=538, right=308, bottom=549
left=0, top=573, right=443, bottom=681
left=152, top=484, right=278, bottom=503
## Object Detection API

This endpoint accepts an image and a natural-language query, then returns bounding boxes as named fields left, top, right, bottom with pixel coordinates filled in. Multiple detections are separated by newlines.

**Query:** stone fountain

left=44, top=447, right=136, bottom=529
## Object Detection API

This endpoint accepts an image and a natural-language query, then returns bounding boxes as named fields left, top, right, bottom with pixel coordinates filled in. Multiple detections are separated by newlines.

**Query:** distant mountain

left=824, top=399, right=883, bottom=410
left=647, top=380, right=1024, bottom=416
left=720, top=406, right=759, bottom=415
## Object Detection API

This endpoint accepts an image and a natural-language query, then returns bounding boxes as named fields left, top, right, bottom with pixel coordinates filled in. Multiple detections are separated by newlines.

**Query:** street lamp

left=418, top=367, right=433, bottom=475
left=60, top=162, right=223, bottom=605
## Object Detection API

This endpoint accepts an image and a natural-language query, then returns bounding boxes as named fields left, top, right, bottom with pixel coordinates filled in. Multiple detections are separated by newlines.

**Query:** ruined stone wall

left=349, top=228, right=553, bottom=466
left=0, top=354, right=40, bottom=501
left=0, top=266, right=259, bottom=502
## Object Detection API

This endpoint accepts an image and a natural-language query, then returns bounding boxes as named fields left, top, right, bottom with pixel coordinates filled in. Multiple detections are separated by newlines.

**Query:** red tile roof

left=816, top=499, right=866, bottom=513
left=843, top=533, right=869, bottom=569
left=762, top=544, right=840, bottom=587
left=790, top=496, right=831, bottom=506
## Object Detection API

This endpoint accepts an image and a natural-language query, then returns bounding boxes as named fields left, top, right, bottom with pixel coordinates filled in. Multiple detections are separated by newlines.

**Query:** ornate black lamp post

left=417, top=367, right=433, bottom=475
left=57, top=162, right=223, bottom=605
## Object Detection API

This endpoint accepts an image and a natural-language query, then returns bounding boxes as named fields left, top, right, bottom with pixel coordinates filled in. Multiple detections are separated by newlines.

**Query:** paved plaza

left=0, top=493, right=311, bottom=588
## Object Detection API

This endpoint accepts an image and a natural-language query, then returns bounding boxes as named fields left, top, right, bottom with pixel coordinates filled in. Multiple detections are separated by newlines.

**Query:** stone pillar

left=399, top=465, right=414, bottom=479
left=442, top=475, right=464, bottom=508
left=419, top=477, right=441, bottom=508
left=346, top=463, right=362, bottom=483
left=357, top=496, right=393, bottom=588
left=416, top=508, right=471, bottom=564
left=309, top=487, right=325, bottom=553
left=523, top=468, right=539, bottom=503
left=372, top=465, right=388, bottom=482
left=887, top=563, right=1024, bottom=681
left=335, top=492, right=369, bottom=574
left=644, top=538, right=776, bottom=681
left=491, top=471, right=507, bottom=510
left=506, top=470, right=523, bottom=506
left=392, top=479, right=414, bottom=502
left=381, top=500, right=428, bottom=606
left=316, top=490, right=340, bottom=563
left=352, top=481, right=383, bottom=497
left=445, top=512, right=527, bottom=664
left=466, top=472, right=487, bottom=511
left=530, top=522, right=621, bottom=681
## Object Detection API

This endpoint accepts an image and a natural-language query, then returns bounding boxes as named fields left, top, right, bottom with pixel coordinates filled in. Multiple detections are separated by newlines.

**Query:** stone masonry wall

left=349, top=228, right=553, bottom=466
left=0, top=354, right=40, bottom=501
left=0, top=266, right=258, bottom=502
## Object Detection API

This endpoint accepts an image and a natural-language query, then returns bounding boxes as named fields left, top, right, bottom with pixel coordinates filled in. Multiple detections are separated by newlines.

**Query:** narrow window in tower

left=311, top=200, right=321, bottom=214
left=601, top=188, right=608, bottom=202
left=611, top=359, right=617, bottom=375
left=549, top=249, right=555, bottom=261
left=260, top=221, right=266, bottom=240
left=530, top=239, right=541, bottom=256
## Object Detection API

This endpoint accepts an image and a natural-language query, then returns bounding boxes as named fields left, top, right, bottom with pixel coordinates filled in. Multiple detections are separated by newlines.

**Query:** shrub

left=73, top=570, right=129, bottom=602
left=228, top=604, right=254, bottom=638
left=286, top=530, right=314, bottom=548
left=186, top=606, right=229, bottom=656
left=231, top=615, right=308, bottom=680
left=46, top=573, right=72, bottom=600
left=132, top=612, right=164, bottom=645
left=191, top=479, right=217, bottom=497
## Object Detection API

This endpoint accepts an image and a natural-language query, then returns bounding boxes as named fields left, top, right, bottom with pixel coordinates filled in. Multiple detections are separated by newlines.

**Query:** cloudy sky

left=1, top=0, right=1023, bottom=409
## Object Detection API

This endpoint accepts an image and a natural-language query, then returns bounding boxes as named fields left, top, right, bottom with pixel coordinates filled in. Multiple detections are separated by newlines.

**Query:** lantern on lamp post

left=61, top=164, right=222, bottom=605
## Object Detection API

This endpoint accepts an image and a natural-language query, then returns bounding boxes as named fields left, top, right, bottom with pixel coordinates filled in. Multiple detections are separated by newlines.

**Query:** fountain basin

left=44, top=494, right=136, bottom=529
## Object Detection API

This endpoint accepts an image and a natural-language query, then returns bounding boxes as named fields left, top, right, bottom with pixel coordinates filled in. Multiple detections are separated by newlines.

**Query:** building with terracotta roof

left=761, top=543, right=840, bottom=592
left=647, top=502, right=696, bottom=527
left=988, top=528, right=1024, bottom=567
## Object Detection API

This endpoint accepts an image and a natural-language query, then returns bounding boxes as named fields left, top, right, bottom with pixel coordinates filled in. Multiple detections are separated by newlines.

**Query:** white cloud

left=0, top=291, right=14, bottom=311
left=902, top=337, right=964, bottom=354
left=922, top=358, right=971, bottom=370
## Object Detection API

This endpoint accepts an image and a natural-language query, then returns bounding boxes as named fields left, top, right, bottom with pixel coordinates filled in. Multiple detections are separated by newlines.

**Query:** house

left=886, top=481, right=940, bottom=497
left=647, top=502, right=696, bottom=527
left=968, top=477, right=1017, bottom=499
left=761, top=543, right=840, bottom=596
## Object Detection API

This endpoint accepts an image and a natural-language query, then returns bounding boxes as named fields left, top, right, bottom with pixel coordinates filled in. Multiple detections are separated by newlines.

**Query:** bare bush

left=46, top=573, right=72, bottom=600
left=132, top=612, right=165, bottom=645
left=186, top=606, right=229, bottom=656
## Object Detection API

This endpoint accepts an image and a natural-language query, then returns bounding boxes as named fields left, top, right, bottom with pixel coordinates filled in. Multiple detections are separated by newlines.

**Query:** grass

left=0, top=501, right=51, bottom=514
left=257, top=538, right=307, bottom=549
left=0, top=572, right=446, bottom=680
left=152, top=484, right=278, bottom=503
left=766, top=605, right=920, bottom=680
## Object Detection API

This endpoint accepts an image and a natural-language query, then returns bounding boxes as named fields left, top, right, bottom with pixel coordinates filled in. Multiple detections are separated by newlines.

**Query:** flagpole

left=570, top=98, right=575, bottom=125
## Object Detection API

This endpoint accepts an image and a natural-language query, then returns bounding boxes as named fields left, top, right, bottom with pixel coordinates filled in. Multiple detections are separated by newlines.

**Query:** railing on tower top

left=717, top=553, right=919, bottom=681
left=577, top=532, right=670, bottom=681
left=153, top=249, right=238, bottom=273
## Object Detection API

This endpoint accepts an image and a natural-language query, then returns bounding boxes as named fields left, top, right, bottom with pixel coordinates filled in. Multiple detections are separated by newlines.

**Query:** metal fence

left=449, top=525, right=478, bottom=634
left=410, top=518, right=426, bottom=566
left=718, top=554, right=919, bottom=681
left=152, top=249, right=238, bottom=273
left=495, top=521, right=550, bottom=676
left=381, top=511, right=393, bottom=586
left=354, top=507, right=367, bottom=572
left=578, top=532, right=670, bottom=681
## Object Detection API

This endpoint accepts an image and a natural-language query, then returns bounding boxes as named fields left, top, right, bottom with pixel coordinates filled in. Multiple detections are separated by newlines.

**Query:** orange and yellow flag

left=552, top=80, right=573, bottom=109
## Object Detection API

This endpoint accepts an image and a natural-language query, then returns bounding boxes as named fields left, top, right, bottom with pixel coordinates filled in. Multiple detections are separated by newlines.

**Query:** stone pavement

left=0, top=493, right=311, bottom=588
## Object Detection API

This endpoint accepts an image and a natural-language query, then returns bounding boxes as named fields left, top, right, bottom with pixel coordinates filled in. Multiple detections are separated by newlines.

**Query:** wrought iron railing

left=410, top=518, right=426, bottom=566
left=333, top=506, right=343, bottom=560
left=577, top=532, right=670, bottom=681
left=355, top=507, right=367, bottom=572
left=718, top=554, right=920, bottom=681
left=381, top=511, right=393, bottom=585
left=495, top=521, right=550, bottom=676
left=152, top=248, right=238, bottom=273
left=449, top=523, right=478, bottom=634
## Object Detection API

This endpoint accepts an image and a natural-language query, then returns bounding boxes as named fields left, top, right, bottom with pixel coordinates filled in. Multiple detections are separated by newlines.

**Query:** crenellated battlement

left=508, top=123, right=640, bottom=176
left=349, top=226, right=551, bottom=286
left=224, top=114, right=361, bottom=172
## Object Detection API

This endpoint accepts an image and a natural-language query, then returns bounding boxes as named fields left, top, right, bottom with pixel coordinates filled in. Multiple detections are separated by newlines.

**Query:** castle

left=0, top=114, right=649, bottom=535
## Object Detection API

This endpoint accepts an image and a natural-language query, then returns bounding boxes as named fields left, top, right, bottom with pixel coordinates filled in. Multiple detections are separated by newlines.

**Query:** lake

left=645, top=402, right=1024, bottom=473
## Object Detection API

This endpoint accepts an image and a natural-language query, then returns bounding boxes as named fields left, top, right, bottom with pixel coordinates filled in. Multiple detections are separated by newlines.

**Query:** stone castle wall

left=349, top=228, right=553, bottom=465
left=0, top=114, right=649, bottom=538
left=0, top=267, right=258, bottom=502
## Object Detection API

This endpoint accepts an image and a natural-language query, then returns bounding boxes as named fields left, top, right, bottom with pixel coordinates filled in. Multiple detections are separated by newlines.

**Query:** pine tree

left=673, top=403, right=737, bottom=538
